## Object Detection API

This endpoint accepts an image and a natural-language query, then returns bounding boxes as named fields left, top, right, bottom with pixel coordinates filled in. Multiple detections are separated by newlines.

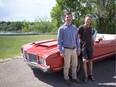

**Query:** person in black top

left=78, top=14, right=95, bottom=83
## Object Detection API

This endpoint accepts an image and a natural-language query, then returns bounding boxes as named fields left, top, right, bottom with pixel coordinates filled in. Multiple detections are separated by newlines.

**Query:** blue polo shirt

left=57, top=23, right=80, bottom=53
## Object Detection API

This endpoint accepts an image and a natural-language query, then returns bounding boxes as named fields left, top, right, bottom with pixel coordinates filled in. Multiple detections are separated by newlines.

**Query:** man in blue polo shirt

left=57, top=12, right=81, bottom=86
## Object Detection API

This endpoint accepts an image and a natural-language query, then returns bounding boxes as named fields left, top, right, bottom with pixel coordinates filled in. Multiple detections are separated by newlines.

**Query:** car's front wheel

left=69, top=58, right=82, bottom=76
left=76, top=58, right=82, bottom=75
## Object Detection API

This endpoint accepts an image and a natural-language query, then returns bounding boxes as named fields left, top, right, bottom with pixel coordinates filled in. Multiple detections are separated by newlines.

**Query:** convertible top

left=96, top=34, right=116, bottom=41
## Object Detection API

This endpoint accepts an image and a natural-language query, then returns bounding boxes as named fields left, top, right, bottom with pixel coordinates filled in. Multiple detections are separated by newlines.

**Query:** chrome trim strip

left=52, top=67, right=63, bottom=70
left=93, top=52, right=115, bottom=61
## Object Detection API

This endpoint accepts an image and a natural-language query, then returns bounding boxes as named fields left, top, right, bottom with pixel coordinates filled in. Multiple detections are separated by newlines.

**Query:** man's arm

left=57, top=28, right=64, bottom=54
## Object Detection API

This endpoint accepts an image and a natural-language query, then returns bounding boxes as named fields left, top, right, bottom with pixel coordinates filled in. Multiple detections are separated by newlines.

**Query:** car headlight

left=39, top=58, right=46, bottom=65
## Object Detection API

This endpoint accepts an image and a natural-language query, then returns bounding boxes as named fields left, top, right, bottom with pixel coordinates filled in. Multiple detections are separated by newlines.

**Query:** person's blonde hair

left=86, top=14, right=92, bottom=18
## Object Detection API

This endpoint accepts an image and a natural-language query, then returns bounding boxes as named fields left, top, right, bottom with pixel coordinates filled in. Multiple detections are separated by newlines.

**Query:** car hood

left=23, top=39, right=59, bottom=59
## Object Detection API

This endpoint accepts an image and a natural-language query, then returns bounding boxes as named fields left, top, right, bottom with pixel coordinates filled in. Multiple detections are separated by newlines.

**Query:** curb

left=0, top=56, right=20, bottom=63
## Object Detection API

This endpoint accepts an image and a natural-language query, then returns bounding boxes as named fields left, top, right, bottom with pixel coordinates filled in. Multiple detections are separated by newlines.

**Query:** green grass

left=0, top=34, right=57, bottom=59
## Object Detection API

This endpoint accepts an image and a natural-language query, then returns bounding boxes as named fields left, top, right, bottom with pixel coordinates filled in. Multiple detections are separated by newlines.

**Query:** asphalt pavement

left=0, top=56, right=115, bottom=87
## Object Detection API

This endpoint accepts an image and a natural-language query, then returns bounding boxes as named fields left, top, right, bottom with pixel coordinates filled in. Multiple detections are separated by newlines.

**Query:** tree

left=82, top=0, right=115, bottom=33
left=29, top=18, right=53, bottom=33
left=21, top=21, right=29, bottom=32
left=51, top=0, right=93, bottom=30
left=51, top=0, right=115, bottom=34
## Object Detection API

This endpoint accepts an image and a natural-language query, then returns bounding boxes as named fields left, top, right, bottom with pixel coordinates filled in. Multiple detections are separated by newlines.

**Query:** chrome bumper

left=21, top=55, right=50, bottom=73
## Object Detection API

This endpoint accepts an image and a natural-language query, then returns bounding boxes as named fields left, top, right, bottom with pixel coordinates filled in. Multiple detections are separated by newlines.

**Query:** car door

left=94, top=39, right=115, bottom=58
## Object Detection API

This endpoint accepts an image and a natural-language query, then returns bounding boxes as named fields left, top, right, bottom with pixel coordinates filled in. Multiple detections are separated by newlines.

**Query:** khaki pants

left=64, top=48, right=78, bottom=80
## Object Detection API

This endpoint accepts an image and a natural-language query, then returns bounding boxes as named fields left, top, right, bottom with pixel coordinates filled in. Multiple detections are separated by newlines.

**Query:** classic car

left=21, top=33, right=116, bottom=74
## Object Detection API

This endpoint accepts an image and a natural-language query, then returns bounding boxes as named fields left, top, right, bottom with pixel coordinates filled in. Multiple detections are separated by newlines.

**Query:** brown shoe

left=64, top=79, right=71, bottom=86
left=72, top=78, right=82, bottom=84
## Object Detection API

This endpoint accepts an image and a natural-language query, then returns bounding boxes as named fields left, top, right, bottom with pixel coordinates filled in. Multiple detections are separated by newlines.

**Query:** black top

left=78, top=25, right=95, bottom=48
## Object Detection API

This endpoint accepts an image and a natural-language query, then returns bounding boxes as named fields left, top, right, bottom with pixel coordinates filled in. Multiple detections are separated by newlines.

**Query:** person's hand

left=77, top=51, right=80, bottom=56
left=60, top=53, right=64, bottom=57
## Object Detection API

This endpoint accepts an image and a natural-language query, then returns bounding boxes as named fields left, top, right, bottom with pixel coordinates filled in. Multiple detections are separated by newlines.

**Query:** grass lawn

left=0, top=34, right=57, bottom=59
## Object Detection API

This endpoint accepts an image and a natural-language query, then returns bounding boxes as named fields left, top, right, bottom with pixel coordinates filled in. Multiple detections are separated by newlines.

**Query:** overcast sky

left=0, top=0, right=56, bottom=22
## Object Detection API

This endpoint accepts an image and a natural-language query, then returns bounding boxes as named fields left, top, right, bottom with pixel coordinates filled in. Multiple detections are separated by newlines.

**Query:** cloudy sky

left=0, top=0, right=56, bottom=22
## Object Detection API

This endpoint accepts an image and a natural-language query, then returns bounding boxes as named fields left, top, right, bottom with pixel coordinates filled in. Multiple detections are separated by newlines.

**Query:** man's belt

left=64, top=47, right=76, bottom=49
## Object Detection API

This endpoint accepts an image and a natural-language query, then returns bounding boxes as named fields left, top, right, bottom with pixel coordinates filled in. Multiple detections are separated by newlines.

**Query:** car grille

left=27, top=53, right=38, bottom=63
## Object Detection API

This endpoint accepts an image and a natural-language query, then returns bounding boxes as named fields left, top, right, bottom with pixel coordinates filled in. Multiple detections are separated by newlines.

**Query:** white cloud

left=0, top=0, right=56, bottom=22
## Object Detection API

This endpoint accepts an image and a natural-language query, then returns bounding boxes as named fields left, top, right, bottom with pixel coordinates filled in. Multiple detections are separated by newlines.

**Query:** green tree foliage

left=51, top=0, right=85, bottom=28
left=29, top=18, right=53, bottom=33
left=87, top=0, right=115, bottom=33
left=0, top=21, right=23, bottom=32
left=51, top=0, right=115, bottom=34
left=0, top=18, right=54, bottom=33
left=21, top=21, right=30, bottom=32
left=51, top=0, right=93, bottom=30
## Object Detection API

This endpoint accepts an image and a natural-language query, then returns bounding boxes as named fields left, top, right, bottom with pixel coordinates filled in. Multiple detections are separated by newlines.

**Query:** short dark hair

left=64, top=12, right=72, bottom=17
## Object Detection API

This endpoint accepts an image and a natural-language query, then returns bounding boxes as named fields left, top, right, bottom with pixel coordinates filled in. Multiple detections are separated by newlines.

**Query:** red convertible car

left=21, top=34, right=116, bottom=74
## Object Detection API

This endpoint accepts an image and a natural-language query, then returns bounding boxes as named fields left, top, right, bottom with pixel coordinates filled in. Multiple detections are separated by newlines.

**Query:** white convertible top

left=95, top=33, right=116, bottom=41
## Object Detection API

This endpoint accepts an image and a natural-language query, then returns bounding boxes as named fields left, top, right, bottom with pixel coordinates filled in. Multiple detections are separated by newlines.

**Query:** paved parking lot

left=0, top=57, right=115, bottom=87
